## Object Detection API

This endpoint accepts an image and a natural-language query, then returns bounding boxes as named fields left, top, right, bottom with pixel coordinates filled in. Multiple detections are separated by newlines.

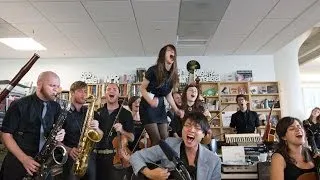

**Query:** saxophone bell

left=52, top=145, right=68, bottom=165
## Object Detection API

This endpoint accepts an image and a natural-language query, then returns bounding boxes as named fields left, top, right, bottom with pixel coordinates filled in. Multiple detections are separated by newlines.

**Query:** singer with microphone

left=130, top=112, right=221, bottom=180
left=230, top=94, right=260, bottom=133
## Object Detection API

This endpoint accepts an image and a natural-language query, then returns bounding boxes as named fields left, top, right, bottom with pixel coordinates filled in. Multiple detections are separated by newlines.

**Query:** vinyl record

left=186, top=60, right=200, bottom=74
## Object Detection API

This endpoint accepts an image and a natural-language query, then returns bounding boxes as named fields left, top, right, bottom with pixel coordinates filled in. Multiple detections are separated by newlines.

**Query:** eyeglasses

left=184, top=123, right=202, bottom=131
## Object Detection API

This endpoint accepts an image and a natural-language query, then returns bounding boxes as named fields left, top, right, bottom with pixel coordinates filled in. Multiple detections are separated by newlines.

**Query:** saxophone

left=73, top=95, right=103, bottom=177
left=23, top=98, right=70, bottom=180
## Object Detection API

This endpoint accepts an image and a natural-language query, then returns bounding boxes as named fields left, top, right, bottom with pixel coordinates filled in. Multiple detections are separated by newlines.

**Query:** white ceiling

left=0, top=0, right=320, bottom=58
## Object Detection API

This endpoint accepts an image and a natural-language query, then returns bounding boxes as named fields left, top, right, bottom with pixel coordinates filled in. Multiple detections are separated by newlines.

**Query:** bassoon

left=0, top=53, right=40, bottom=102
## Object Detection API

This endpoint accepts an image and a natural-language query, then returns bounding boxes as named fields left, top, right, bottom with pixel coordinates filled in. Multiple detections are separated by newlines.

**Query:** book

left=250, top=86, right=258, bottom=94
left=267, top=85, right=278, bottom=93
left=258, top=86, right=267, bottom=94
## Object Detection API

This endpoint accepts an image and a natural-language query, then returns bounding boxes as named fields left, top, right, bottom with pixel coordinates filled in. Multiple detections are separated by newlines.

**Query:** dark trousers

left=62, top=153, right=96, bottom=180
left=96, top=153, right=130, bottom=180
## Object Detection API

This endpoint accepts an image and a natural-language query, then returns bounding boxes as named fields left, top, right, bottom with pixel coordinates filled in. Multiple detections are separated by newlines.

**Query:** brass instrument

left=23, top=98, right=70, bottom=180
left=73, top=95, right=103, bottom=177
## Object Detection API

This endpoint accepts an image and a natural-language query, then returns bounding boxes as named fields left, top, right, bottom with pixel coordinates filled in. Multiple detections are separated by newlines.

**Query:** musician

left=94, top=83, right=134, bottom=180
left=271, top=117, right=317, bottom=180
left=303, top=107, right=320, bottom=148
left=0, top=71, right=66, bottom=180
left=130, top=112, right=221, bottom=180
left=139, top=44, right=184, bottom=146
left=167, top=92, right=182, bottom=123
left=230, top=94, right=260, bottom=133
left=127, top=96, right=144, bottom=151
left=61, top=81, right=102, bottom=180
left=170, top=84, right=210, bottom=138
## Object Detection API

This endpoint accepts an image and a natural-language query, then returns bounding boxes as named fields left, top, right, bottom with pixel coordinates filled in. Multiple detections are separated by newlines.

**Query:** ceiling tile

left=133, top=0, right=180, bottom=21
left=206, top=35, right=246, bottom=55
left=33, top=2, right=91, bottom=23
left=267, top=0, right=317, bottom=19
left=98, top=21, right=143, bottom=56
left=179, top=0, right=230, bottom=21
left=176, top=45, right=205, bottom=56
left=236, top=19, right=292, bottom=54
left=0, top=2, right=46, bottom=23
left=223, top=0, right=278, bottom=20
left=70, top=36, right=114, bottom=57
left=178, top=21, right=219, bottom=40
left=258, top=0, right=320, bottom=54
left=84, top=1, right=134, bottom=22
left=0, top=23, right=25, bottom=38
left=216, top=19, right=260, bottom=36
left=55, top=22, right=103, bottom=39
left=12, top=22, right=64, bottom=40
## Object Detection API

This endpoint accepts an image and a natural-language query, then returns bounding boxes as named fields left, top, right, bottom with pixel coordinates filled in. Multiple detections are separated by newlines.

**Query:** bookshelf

left=86, top=83, right=142, bottom=109
left=199, top=81, right=281, bottom=141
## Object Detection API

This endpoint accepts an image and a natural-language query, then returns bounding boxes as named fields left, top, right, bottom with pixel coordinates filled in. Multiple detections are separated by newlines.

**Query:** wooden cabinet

left=199, top=81, right=281, bottom=140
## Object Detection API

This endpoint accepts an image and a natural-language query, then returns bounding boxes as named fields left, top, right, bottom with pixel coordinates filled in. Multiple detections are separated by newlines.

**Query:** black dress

left=140, top=65, right=173, bottom=125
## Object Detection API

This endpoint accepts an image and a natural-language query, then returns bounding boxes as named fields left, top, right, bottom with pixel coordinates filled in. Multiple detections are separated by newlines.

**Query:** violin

left=109, top=99, right=132, bottom=169
left=112, top=134, right=132, bottom=169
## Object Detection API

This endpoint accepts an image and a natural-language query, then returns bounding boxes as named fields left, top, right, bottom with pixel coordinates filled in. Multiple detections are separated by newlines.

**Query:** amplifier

left=222, top=164, right=257, bottom=173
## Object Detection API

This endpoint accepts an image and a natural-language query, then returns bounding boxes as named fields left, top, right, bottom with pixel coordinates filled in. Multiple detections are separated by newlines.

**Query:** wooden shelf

left=253, top=108, right=281, bottom=112
left=198, top=81, right=281, bottom=141
left=204, top=95, right=219, bottom=98
left=251, top=93, right=279, bottom=96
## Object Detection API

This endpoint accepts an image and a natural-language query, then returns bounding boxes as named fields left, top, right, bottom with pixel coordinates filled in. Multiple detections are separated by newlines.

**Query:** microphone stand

left=172, top=157, right=192, bottom=180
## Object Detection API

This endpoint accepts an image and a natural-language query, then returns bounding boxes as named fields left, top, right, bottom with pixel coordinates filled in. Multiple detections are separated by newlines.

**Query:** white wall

left=0, top=55, right=275, bottom=89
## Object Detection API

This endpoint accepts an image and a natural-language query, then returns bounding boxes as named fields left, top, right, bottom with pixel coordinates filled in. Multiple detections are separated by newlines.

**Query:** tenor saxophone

left=73, top=95, right=103, bottom=177
left=23, top=98, right=70, bottom=180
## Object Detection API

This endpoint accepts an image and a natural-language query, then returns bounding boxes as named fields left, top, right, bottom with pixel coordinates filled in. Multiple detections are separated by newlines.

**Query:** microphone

left=159, top=140, right=191, bottom=180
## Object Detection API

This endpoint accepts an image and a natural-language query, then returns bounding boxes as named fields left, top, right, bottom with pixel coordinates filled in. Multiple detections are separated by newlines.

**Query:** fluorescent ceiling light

left=0, top=38, right=46, bottom=51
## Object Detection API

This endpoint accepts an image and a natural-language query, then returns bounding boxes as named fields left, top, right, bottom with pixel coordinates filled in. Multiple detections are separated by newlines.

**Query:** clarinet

left=304, top=120, right=320, bottom=179
left=23, top=99, right=71, bottom=180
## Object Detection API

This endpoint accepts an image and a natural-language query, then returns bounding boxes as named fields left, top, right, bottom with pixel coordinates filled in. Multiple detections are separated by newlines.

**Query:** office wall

left=0, top=55, right=275, bottom=89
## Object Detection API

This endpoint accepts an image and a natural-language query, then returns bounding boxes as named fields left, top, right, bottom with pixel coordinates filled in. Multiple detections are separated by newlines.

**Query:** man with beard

left=0, top=71, right=66, bottom=180
left=230, top=94, right=260, bottom=133
left=130, top=112, right=221, bottom=180
left=94, top=83, right=134, bottom=180
left=61, top=81, right=103, bottom=180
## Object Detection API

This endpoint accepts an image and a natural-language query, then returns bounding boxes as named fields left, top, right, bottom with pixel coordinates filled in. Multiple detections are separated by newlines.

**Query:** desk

left=221, top=173, right=258, bottom=179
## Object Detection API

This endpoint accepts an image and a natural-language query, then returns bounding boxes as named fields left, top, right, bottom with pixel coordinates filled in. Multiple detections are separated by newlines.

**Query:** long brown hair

left=155, top=44, right=179, bottom=88
left=181, top=83, right=204, bottom=113
left=276, top=117, right=312, bottom=164
left=307, top=107, right=320, bottom=123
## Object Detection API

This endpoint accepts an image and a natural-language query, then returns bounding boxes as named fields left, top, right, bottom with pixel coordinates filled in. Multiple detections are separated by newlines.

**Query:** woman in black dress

left=270, top=117, right=317, bottom=180
left=303, top=107, right=320, bottom=148
left=139, top=44, right=183, bottom=146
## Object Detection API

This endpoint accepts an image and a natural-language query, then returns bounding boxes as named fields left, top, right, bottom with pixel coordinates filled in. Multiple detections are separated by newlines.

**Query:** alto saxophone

left=73, top=95, right=103, bottom=177
left=23, top=98, right=70, bottom=180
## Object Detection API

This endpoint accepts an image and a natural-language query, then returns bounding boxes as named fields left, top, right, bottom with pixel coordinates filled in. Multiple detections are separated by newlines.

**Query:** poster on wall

left=236, top=70, right=253, bottom=81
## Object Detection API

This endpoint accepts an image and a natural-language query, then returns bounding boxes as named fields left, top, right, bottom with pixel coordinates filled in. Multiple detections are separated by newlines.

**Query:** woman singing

left=139, top=44, right=183, bottom=146
left=303, top=107, right=320, bottom=148
left=271, top=117, right=317, bottom=180
left=170, top=83, right=211, bottom=138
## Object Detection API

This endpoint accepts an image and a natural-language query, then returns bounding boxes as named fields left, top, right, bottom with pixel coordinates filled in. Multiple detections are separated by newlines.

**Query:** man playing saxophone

left=61, top=81, right=103, bottom=180
left=0, top=71, right=66, bottom=180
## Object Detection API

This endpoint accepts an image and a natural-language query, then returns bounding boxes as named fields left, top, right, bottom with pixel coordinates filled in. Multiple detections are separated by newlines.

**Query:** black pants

left=62, top=153, right=96, bottom=180
left=0, top=152, right=53, bottom=180
left=96, top=153, right=129, bottom=180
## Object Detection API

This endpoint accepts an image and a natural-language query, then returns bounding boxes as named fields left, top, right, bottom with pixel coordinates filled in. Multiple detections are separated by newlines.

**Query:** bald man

left=0, top=71, right=66, bottom=180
